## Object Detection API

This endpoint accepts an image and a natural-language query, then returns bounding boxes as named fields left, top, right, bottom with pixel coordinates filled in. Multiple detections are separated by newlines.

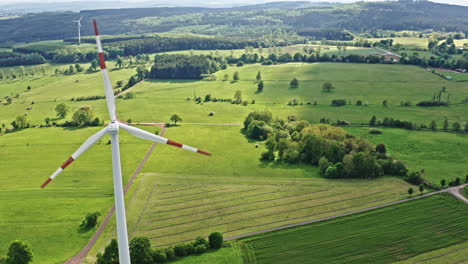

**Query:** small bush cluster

left=97, top=232, right=224, bottom=264
left=80, top=212, right=101, bottom=231
left=331, top=99, right=346, bottom=106
left=72, top=95, right=106, bottom=101
left=416, top=101, right=448, bottom=107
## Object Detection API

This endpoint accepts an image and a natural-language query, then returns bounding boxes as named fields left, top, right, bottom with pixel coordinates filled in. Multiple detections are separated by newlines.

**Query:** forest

left=0, top=1, right=467, bottom=43
left=148, top=54, right=227, bottom=79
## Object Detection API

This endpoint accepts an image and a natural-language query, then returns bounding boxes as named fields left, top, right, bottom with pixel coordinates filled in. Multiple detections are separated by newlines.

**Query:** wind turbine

left=40, top=20, right=212, bottom=264
left=73, top=16, right=83, bottom=45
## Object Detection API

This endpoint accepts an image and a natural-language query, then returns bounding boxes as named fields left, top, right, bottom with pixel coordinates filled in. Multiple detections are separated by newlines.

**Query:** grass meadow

left=367, top=37, right=429, bottom=48
left=240, top=194, right=468, bottom=264
left=115, top=63, right=468, bottom=128
left=344, top=127, right=468, bottom=183
left=1, top=59, right=467, bottom=263
left=85, top=124, right=412, bottom=262
left=0, top=126, right=157, bottom=263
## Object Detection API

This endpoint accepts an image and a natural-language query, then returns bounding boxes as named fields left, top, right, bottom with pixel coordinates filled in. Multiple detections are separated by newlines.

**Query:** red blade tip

left=93, top=19, right=100, bottom=36
left=197, top=149, right=212, bottom=156
left=41, top=178, right=52, bottom=188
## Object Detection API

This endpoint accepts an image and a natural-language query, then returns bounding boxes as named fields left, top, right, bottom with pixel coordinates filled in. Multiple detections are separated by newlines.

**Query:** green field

left=368, top=37, right=429, bottom=48
left=84, top=124, right=412, bottom=262
left=344, top=127, right=468, bottom=183
left=0, top=126, right=158, bottom=263
left=0, top=66, right=136, bottom=126
left=115, top=63, right=468, bottom=128
left=432, top=69, right=468, bottom=82
left=240, top=194, right=468, bottom=264
left=2, top=58, right=468, bottom=263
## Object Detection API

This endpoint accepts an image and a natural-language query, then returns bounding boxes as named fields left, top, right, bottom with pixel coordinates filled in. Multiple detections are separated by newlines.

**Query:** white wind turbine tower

left=41, top=20, right=212, bottom=264
left=73, top=16, right=83, bottom=45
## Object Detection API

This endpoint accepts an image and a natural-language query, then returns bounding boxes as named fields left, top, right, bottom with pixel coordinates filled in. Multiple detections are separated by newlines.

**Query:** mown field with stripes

left=124, top=174, right=411, bottom=248
left=239, top=194, right=468, bottom=264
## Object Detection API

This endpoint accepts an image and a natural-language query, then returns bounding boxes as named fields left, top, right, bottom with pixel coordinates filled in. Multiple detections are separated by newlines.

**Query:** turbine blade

left=41, top=128, right=108, bottom=188
left=119, top=123, right=212, bottom=156
left=93, top=19, right=117, bottom=121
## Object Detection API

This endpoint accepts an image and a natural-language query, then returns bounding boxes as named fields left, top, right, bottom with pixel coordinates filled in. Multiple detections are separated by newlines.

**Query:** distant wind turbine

left=73, top=16, right=83, bottom=45
left=41, top=20, right=212, bottom=264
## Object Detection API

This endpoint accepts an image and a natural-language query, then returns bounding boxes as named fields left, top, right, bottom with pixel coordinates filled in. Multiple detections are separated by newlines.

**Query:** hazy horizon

left=1, top=0, right=468, bottom=6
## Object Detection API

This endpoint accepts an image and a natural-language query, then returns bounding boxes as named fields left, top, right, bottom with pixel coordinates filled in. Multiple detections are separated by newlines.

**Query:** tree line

left=149, top=54, right=227, bottom=79
left=97, top=232, right=224, bottom=264
left=0, top=52, right=46, bottom=67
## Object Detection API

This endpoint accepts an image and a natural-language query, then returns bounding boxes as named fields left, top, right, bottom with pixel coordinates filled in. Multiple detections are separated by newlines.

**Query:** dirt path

left=65, top=126, right=166, bottom=264
left=449, top=185, right=468, bottom=203
left=375, top=47, right=402, bottom=58
left=225, top=184, right=468, bottom=241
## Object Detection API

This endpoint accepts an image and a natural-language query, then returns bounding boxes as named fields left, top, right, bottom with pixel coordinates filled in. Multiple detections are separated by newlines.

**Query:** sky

left=0, top=0, right=467, bottom=4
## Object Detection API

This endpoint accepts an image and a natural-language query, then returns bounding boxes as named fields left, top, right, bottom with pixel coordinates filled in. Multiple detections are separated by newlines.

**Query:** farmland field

left=116, top=63, right=468, bottom=127
left=368, top=37, right=429, bottom=48
left=84, top=124, right=413, bottom=262
left=344, top=127, right=468, bottom=183
left=0, top=126, right=158, bottom=263
left=239, top=194, right=468, bottom=264
left=1, top=53, right=467, bottom=263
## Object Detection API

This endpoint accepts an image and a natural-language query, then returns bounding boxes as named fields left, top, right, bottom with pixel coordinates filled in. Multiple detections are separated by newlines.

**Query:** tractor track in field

left=64, top=126, right=166, bottom=264
left=148, top=189, right=291, bottom=216
left=148, top=188, right=397, bottom=239
left=412, top=243, right=468, bottom=264
left=151, top=194, right=398, bottom=247
left=145, top=190, right=349, bottom=232
left=149, top=188, right=262, bottom=207
left=224, top=184, right=468, bottom=241
left=145, top=188, right=331, bottom=223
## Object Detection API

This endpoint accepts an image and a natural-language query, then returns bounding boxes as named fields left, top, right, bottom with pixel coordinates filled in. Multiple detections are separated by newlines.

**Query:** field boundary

left=225, top=184, right=468, bottom=241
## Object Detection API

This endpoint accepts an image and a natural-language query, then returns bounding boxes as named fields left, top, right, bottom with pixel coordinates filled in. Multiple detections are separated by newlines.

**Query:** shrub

left=5, top=241, right=33, bottom=264
left=369, top=128, right=382, bottom=134
left=80, top=212, right=101, bottom=230
left=193, top=237, right=209, bottom=248
left=195, top=244, right=207, bottom=254
left=185, top=243, right=195, bottom=255
left=375, top=144, right=386, bottom=153
left=356, top=100, right=362, bottom=106
left=74, top=95, right=106, bottom=101
left=246, top=120, right=273, bottom=140
left=174, top=244, right=187, bottom=257
left=406, top=171, right=425, bottom=185
left=331, top=99, right=346, bottom=106
left=164, top=247, right=175, bottom=261
left=151, top=250, right=167, bottom=263
left=260, top=150, right=275, bottom=161
left=123, top=92, right=135, bottom=100
left=417, top=101, right=448, bottom=107
left=290, top=78, right=299, bottom=88
left=96, top=239, right=118, bottom=264
left=325, top=165, right=338, bottom=178
left=319, top=157, right=332, bottom=175
left=236, top=61, right=244, bottom=67
left=208, top=232, right=224, bottom=249
left=129, top=237, right=153, bottom=264
left=336, top=120, right=350, bottom=126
